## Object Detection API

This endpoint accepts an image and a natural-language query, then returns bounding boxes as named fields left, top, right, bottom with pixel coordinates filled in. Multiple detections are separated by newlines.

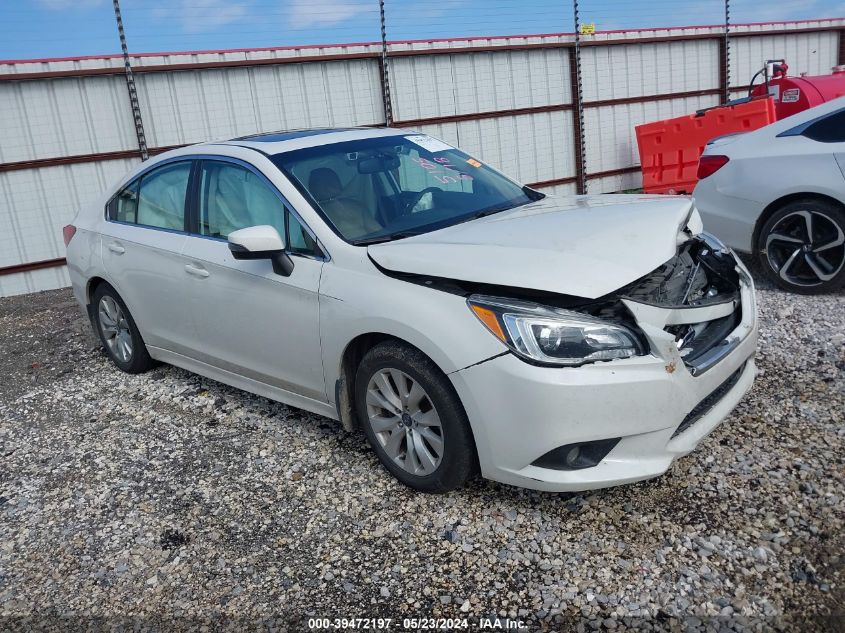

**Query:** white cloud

left=287, top=0, right=373, bottom=29
left=151, top=0, right=252, bottom=34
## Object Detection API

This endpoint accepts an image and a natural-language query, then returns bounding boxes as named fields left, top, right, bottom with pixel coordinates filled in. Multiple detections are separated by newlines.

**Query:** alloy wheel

left=765, top=210, right=845, bottom=287
left=365, top=369, right=444, bottom=476
left=98, top=295, right=133, bottom=363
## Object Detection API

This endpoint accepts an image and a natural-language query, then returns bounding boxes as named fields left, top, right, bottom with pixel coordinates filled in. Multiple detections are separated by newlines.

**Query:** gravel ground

left=0, top=265, right=842, bottom=632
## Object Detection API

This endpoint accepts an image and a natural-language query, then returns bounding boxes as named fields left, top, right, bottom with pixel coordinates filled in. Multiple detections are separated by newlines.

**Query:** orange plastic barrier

left=635, top=97, right=776, bottom=194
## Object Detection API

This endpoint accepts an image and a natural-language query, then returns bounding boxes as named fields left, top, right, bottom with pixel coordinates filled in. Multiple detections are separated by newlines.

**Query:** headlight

left=467, top=295, right=645, bottom=366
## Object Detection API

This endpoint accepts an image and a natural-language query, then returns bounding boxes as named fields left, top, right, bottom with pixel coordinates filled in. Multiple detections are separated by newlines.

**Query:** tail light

left=697, top=155, right=730, bottom=179
left=62, top=224, right=77, bottom=247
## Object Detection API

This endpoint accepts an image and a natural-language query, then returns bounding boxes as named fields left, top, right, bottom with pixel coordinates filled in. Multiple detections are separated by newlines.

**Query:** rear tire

left=92, top=283, right=155, bottom=374
left=354, top=341, right=477, bottom=493
left=756, top=198, right=845, bottom=294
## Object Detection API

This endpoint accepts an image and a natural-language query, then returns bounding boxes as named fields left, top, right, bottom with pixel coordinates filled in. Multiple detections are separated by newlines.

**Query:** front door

left=181, top=158, right=327, bottom=402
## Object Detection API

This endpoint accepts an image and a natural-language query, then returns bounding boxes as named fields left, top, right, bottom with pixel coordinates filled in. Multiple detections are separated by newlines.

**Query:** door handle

left=108, top=243, right=125, bottom=255
left=184, top=263, right=210, bottom=278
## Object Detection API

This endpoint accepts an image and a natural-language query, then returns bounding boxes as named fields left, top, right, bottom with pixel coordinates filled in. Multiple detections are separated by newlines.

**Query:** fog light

left=531, top=438, right=621, bottom=471
left=565, top=446, right=581, bottom=468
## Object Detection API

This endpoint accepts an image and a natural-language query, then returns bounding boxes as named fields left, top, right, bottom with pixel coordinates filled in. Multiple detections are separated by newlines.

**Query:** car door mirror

left=227, top=225, right=294, bottom=277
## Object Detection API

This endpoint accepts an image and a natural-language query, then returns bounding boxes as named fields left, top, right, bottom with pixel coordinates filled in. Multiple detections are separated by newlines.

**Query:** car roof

left=215, top=126, right=412, bottom=155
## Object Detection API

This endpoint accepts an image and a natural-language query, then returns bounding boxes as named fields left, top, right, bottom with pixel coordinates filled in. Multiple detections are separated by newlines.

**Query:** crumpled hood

left=368, top=194, right=697, bottom=299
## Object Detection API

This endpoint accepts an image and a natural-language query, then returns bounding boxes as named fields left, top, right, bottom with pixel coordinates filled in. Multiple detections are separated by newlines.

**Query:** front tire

left=756, top=198, right=845, bottom=294
left=92, top=283, right=155, bottom=374
left=354, top=341, right=477, bottom=493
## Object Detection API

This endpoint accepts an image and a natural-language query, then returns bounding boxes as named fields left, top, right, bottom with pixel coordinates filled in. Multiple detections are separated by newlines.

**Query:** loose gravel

left=0, top=265, right=842, bottom=632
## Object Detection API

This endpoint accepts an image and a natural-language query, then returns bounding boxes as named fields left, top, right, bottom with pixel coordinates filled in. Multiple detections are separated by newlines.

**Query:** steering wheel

left=402, top=187, right=441, bottom=215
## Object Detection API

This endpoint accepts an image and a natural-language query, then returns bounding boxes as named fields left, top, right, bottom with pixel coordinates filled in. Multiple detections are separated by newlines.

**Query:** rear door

left=798, top=108, right=845, bottom=180
left=180, top=157, right=327, bottom=402
left=100, top=159, right=195, bottom=355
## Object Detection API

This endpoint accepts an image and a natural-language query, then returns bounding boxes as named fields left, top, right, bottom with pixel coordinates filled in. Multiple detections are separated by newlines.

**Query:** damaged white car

left=64, top=128, right=758, bottom=493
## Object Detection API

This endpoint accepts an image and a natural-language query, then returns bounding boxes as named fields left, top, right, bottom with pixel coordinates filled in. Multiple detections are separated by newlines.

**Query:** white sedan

left=694, top=96, right=845, bottom=294
left=64, top=128, right=757, bottom=493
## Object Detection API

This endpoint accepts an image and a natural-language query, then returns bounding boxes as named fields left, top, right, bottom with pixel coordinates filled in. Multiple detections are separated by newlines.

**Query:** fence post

left=570, top=0, right=587, bottom=194
left=378, top=0, right=393, bottom=126
left=112, top=0, right=148, bottom=161
left=839, top=28, right=845, bottom=66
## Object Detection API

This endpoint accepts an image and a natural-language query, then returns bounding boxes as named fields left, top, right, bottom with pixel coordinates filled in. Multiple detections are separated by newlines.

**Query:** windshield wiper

left=469, top=203, right=521, bottom=220
left=353, top=230, right=424, bottom=246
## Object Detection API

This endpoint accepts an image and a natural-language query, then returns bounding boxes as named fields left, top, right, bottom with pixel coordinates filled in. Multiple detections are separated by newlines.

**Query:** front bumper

left=450, top=260, right=758, bottom=492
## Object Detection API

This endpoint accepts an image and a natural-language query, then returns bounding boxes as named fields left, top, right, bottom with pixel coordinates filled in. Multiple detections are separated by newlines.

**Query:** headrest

left=308, top=167, right=342, bottom=202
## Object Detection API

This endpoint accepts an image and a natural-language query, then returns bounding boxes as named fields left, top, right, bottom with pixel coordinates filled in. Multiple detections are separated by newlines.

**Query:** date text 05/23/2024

left=307, top=617, right=528, bottom=630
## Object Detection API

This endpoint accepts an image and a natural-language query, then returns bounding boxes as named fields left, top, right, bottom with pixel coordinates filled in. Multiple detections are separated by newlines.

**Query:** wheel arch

left=335, top=332, right=472, bottom=435
left=336, top=332, right=422, bottom=432
left=752, top=192, right=845, bottom=255
left=83, top=276, right=112, bottom=324
left=86, top=276, right=110, bottom=304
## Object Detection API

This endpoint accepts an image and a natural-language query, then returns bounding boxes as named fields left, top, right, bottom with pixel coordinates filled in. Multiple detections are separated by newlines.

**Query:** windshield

left=271, top=134, right=542, bottom=244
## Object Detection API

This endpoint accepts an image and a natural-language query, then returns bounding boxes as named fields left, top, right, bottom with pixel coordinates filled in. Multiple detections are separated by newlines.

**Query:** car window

left=199, top=161, right=287, bottom=239
left=287, top=212, right=319, bottom=256
left=107, top=178, right=140, bottom=223
left=135, top=161, right=192, bottom=230
left=801, top=110, right=845, bottom=143
left=272, top=135, right=540, bottom=244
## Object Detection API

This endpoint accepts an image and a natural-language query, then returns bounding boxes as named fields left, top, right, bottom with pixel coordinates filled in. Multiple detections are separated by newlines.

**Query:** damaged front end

left=375, top=231, right=752, bottom=374
left=616, top=233, right=747, bottom=374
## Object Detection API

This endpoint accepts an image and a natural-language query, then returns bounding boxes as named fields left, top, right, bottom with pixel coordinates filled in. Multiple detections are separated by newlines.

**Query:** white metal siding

left=0, top=159, right=138, bottom=297
left=0, top=266, right=70, bottom=298
left=729, top=32, right=840, bottom=87
left=589, top=172, right=642, bottom=195
left=583, top=94, right=720, bottom=175
left=0, top=76, right=136, bottom=162
left=581, top=40, right=720, bottom=102
left=392, top=48, right=572, bottom=121
left=415, top=110, right=575, bottom=186
left=1, top=20, right=843, bottom=296
left=137, top=60, right=385, bottom=148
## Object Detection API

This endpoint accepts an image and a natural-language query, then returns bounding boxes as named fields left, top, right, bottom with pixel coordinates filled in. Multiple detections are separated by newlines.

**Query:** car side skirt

left=148, top=346, right=340, bottom=421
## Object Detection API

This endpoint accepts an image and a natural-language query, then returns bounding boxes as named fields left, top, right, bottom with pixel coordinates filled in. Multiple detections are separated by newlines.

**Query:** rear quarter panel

left=698, top=137, right=845, bottom=251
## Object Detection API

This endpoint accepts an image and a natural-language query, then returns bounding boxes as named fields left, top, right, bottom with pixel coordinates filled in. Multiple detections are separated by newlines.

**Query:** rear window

left=801, top=110, right=845, bottom=143
left=107, top=160, right=191, bottom=231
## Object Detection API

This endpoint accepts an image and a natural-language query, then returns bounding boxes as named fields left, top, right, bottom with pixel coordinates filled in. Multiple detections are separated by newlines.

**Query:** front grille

left=672, top=362, right=746, bottom=439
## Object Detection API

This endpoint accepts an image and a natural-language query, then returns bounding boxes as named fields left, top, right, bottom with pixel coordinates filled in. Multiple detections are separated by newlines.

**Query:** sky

left=1, top=0, right=843, bottom=61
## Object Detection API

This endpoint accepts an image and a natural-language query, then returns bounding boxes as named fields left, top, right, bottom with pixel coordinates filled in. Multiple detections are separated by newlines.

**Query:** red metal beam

left=3, top=24, right=842, bottom=83
left=1, top=18, right=839, bottom=66
left=587, top=166, right=642, bottom=180
left=583, top=88, right=721, bottom=109
left=0, top=257, right=67, bottom=276
left=0, top=145, right=184, bottom=173
left=526, top=176, right=578, bottom=188
left=0, top=51, right=381, bottom=82
left=394, top=103, right=573, bottom=128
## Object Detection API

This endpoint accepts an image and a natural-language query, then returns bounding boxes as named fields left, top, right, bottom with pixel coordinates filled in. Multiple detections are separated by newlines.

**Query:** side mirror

left=228, top=225, right=294, bottom=277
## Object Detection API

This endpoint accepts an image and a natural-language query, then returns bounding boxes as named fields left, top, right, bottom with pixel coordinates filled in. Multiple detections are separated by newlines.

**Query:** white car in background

left=694, top=96, right=845, bottom=294
left=64, top=128, right=757, bottom=493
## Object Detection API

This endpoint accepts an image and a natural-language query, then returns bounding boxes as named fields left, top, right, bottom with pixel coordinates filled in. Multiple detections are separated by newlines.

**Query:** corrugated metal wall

left=1, top=19, right=843, bottom=296
left=137, top=59, right=385, bottom=148
left=729, top=30, right=841, bottom=87
left=391, top=48, right=575, bottom=188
